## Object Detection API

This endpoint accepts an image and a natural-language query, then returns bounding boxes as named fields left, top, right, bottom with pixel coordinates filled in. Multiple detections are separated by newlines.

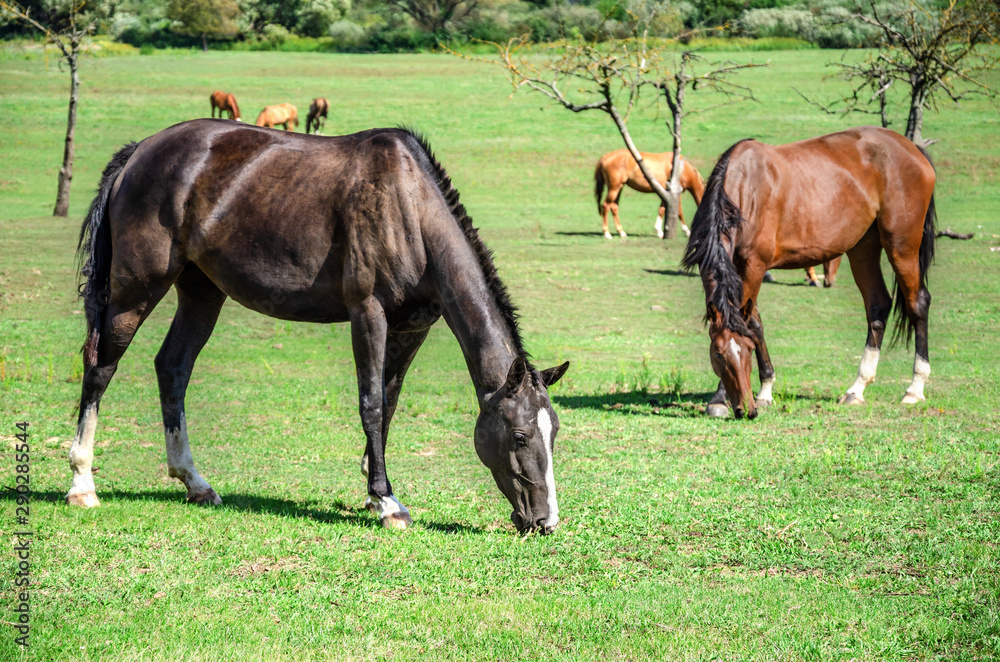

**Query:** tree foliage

left=167, top=0, right=240, bottom=48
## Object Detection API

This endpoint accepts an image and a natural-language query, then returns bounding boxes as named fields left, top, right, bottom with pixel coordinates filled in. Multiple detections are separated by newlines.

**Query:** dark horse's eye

left=513, top=432, right=527, bottom=446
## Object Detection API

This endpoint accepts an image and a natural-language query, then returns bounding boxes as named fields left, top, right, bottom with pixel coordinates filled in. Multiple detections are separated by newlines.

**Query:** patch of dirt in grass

left=230, top=555, right=301, bottom=578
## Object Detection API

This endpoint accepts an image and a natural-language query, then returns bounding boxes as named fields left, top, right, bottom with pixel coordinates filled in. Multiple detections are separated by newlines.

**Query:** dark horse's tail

left=594, top=161, right=605, bottom=215
left=681, top=139, right=754, bottom=337
left=891, top=144, right=937, bottom=345
left=77, top=142, right=138, bottom=368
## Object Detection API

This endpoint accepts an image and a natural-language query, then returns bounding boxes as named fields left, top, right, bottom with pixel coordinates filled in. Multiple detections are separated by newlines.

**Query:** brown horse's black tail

left=78, top=142, right=138, bottom=368
left=594, top=161, right=606, bottom=215
left=891, top=145, right=937, bottom=345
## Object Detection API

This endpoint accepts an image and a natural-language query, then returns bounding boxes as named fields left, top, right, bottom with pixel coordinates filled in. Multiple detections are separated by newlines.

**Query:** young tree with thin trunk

left=456, top=2, right=762, bottom=239
left=1, top=0, right=112, bottom=217
left=804, top=0, right=998, bottom=145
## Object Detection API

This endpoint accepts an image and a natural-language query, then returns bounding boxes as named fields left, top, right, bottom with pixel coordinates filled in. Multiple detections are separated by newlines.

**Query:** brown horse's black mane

left=397, top=127, right=526, bottom=357
left=681, top=139, right=755, bottom=337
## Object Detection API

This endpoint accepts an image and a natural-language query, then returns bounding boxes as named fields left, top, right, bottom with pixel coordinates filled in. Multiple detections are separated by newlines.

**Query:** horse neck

left=429, top=225, right=521, bottom=403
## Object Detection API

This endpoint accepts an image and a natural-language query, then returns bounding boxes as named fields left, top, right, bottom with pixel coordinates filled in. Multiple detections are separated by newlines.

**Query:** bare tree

left=804, top=0, right=998, bottom=145
left=455, top=3, right=762, bottom=239
left=0, top=0, right=112, bottom=217
left=389, top=0, right=476, bottom=36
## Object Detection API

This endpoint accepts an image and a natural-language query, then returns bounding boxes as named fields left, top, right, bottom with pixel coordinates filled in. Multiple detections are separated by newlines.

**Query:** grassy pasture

left=1, top=50, right=999, bottom=661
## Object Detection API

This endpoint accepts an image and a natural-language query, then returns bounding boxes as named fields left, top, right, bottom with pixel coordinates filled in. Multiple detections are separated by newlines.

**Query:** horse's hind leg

left=154, top=265, right=227, bottom=505
left=67, top=281, right=173, bottom=507
left=885, top=242, right=931, bottom=404
left=839, top=228, right=891, bottom=405
left=823, top=255, right=842, bottom=288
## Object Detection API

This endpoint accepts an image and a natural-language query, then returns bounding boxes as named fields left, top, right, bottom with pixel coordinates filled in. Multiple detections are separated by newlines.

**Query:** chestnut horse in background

left=209, top=90, right=241, bottom=121
left=805, top=256, right=842, bottom=287
left=255, top=103, right=298, bottom=130
left=306, top=98, right=329, bottom=134
left=682, top=127, right=936, bottom=420
left=594, top=149, right=706, bottom=240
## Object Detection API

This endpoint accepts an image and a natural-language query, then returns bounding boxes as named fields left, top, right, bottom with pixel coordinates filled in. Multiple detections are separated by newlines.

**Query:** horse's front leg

left=748, top=308, right=775, bottom=408
left=350, top=297, right=410, bottom=529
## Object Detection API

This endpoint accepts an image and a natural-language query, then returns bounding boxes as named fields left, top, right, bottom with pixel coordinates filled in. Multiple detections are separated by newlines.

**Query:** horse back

left=725, top=127, right=933, bottom=265
left=108, top=121, right=435, bottom=322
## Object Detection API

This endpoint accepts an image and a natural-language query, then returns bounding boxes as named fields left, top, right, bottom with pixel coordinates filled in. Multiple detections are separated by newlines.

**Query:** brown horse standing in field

left=306, top=98, right=329, bottom=134
left=594, top=149, right=706, bottom=240
left=209, top=91, right=241, bottom=121
left=682, top=127, right=936, bottom=419
left=255, top=103, right=298, bottom=130
left=66, top=120, right=569, bottom=534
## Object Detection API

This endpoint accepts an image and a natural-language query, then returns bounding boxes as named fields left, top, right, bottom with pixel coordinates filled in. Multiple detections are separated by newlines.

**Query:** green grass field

left=1, top=49, right=998, bottom=661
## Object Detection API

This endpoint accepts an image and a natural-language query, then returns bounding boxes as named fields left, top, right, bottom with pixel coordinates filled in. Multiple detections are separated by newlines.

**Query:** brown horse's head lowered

left=69, top=121, right=569, bottom=533
left=683, top=128, right=936, bottom=420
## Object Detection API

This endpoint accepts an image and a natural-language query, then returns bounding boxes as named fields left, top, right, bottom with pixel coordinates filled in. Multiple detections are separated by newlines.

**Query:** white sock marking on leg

left=757, top=377, right=775, bottom=403
left=654, top=215, right=664, bottom=238
left=845, top=346, right=880, bottom=398
left=68, top=403, right=99, bottom=496
left=165, top=412, right=213, bottom=496
left=537, top=408, right=559, bottom=529
left=904, top=356, right=930, bottom=402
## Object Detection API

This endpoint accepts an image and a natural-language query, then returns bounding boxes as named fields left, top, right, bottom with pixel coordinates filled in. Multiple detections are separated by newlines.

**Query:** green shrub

left=328, top=19, right=366, bottom=50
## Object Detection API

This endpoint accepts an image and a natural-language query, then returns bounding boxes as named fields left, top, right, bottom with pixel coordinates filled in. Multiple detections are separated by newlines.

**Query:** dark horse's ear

left=504, top=355, right=529, bottom=394
left=540, top=361, right=570, bottom=387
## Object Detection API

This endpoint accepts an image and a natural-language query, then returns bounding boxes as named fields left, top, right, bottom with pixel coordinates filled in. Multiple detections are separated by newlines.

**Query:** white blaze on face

left=537, top=408, right=559, bottom=528
left=728, top=338, right=742, bottom=361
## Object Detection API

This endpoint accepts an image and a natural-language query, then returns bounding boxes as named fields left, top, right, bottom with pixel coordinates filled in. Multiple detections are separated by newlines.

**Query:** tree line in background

left=3, top=0, right=993, bottom=51
left=0, top=0, right=996, bottom=219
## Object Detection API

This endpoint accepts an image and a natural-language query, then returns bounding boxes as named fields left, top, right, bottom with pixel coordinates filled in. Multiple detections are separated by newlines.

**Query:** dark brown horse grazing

left=209, top=90, right=241, bottom=121
left=682, top=127, right=935, bottom=419
left=594, top=149, right=706, bottom=240
left=306, top=97, right=329, bottom=134
left=255, top=103, right=298, bottom=130
left=68, top=119, right=569, bottom=534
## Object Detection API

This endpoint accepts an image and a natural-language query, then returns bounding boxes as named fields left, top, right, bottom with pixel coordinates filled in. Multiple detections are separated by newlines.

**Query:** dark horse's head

left=474, top=355, right=569, bottom=535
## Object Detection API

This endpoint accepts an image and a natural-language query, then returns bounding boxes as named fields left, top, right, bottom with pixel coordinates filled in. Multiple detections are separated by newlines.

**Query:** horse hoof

left=755, top=397, right=773, bottom=409
left=682, top=226, right=691, bottom=238
left=619, top=233, right=628, bottom=241
left=706, top=403, right=729, bottom=418
left=838, top=392, right=864, bottom=405
left=823, top=280, right=834, bottom=288
left=901, top=391, right=925, bottom=404
left=604, top=232, right=613, bottom=240
left=381, top=511, right=412, bottom=529
left=807, top=279, right=820, bottom=287
left=187, top=488, right=222, bottom=506
left=762, top=272, right=776, bottom=283
left=66, top=491, right=100, bottom=508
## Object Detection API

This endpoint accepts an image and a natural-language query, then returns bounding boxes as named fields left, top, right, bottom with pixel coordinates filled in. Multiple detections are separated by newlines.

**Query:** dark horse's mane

left=397, top=127, right=526, bottom=357
left=681, top=139, right=755, bottom=337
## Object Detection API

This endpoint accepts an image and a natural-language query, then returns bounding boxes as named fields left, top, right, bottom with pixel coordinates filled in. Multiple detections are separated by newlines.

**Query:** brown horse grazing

left=682, top=127, right=935, bottom=419
left=594, top=149, right=706, bottom=240
left=306, top=97, right=329, bottom=134
left=805, top=255, right=842, bottom=287
left=67, top=120, right=570, bottom=534
left=209, top=90, right=241, bottom=121
left=255, top=103, right=298, bottom=130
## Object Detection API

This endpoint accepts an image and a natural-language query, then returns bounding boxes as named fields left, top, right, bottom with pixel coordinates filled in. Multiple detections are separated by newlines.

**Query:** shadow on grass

left=554, top=231, right=663, bottom=239
left=643, top=268, right=697, bottom=278
left=4, top=488, right=485, bottom=533
left=553, top=390, right=715, bottom=417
